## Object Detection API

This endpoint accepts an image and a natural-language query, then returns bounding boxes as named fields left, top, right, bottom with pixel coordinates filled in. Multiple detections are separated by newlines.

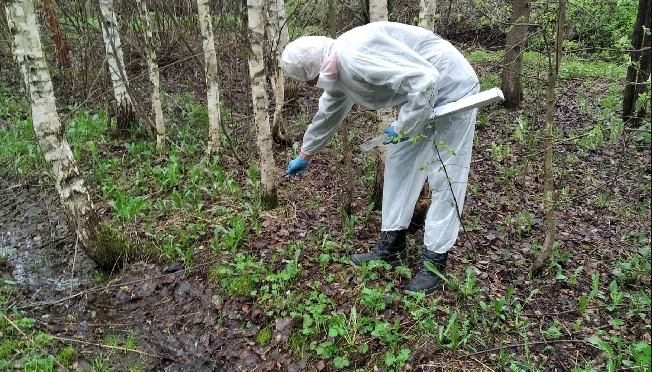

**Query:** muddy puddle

left=1, top=181, right=304, bottom=371
left=0, top=184, right=95, bottom=301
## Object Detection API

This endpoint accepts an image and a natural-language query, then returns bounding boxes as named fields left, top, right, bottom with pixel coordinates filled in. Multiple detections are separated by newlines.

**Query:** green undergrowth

left=0, top=35, right=650, bottom=372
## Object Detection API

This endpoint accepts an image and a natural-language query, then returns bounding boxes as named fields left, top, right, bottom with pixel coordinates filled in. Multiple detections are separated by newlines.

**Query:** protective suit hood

left=281, top=36, right=334, bottom=82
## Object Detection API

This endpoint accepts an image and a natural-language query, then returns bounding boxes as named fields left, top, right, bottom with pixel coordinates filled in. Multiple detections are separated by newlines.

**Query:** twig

left=459, top=339, right=596, bottom=359
left=1, top=312, right=67, bottom=370
left=469, top=355, right=496, bottom=372
left=69, top=235, right=79, bottom=299
left=50, top=335, right=161, bottom=358
left=16, top=259, right=217, bottom=310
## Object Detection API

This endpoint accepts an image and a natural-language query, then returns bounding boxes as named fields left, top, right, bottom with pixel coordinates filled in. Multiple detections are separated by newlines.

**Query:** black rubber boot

left=403, top=250, right=448, bottom=296
left=349, top=230, right=407, bottom=268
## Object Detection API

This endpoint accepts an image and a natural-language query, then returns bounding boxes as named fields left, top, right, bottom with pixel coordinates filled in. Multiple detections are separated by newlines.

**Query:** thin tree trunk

left=622, top=0, right=651, bottom=126
left=360, top=0, right=370, bottom=24
left=369, top=0, right=388, bottom=21
left=267, top=0, right=290, bottom=144
left=197, top=0, right=222, bottom=155
left=406, top=1, right=439, bottom=219
left=0, top=6, right=12, bottom=57
left=43, top=0, right=69, bottom=68
left=418, top=0, right=437, bottom=31
left=501, top=0, right=531, bottom=109
left=328, top=0, right=353, bottom=214
left=371, top=108, right=394, bottom=210
left=531, top=0, right=566, bottom=276
left=136, top=0, right=165, bottom=153
left=247, top=0, right=278, bottom=209
left=6, top=0, right=101, bottom=265
left=368, top=0, right=390, bottom=210
left=98, top=0, right=135, bottom=136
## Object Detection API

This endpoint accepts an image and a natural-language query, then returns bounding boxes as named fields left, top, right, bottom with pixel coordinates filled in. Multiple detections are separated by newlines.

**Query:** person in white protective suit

left=281, top=21, right=479, bottom=295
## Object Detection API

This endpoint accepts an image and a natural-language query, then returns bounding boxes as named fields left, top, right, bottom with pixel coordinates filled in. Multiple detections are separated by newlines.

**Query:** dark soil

left=1, top=21, right=650, bottom=372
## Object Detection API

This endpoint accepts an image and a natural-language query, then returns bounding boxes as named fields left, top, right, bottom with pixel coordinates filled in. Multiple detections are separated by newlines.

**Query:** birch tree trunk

left=98, top=0, right=135, bottom=136
left=418, top=0, right=436, bottom=31
left=6, top=0, right=102, bottom=264
left=407, top=0, right=438, bottom=220
left=369, top=0, right=387, bottom=22
left=247, top=0, right=278, bottom=209
left=197, top=0, right=222, bottom=155
left=42, top=0, right=69, bottom=68
left=531, top=0, right=566, bottom=276
left=267, top=0, right=290, bottom=144
left=136, top=0, right=165, bottom=152
left=501, top=0, right=531, bottom=109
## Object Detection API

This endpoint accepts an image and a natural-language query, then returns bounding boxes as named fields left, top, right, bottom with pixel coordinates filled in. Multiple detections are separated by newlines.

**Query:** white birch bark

left=369, top=0, right=388, bottom=21
left=248, top=0, right=278, bottom=209
left=98, top=0, right=133, bottom=114
left=418, top=0, right=437, bottom=31
left=267, top=0, right=289, bottom=137
left=6, top=0, right=102, bottom=262
left=197, top=0, right=222, bottom=155
left=136, top=0, right=165, bottom=152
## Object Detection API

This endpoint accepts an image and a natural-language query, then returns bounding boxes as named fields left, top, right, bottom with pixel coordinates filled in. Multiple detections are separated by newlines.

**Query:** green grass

left=1, top=34, right=650, bottom=372
left=0, top=98, right=45, bottom=177
left=0, top=291, right=66, bottom=371
left=466, top=49, right=628, bottom=82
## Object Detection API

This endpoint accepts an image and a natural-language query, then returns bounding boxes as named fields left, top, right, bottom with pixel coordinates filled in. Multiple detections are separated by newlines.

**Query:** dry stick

left=459, top=339, right=596, bottom=359
left=18, top=259, right=217, bottom=310
left=51, top=335, right=162, bottom=358
left=469, top=355, right=496, bottom=372
left=1, top=312, right=68, bottom=370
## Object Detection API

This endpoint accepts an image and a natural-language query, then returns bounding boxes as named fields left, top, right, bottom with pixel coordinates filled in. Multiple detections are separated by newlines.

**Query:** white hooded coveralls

left=281, top=22, right=479, bottom=254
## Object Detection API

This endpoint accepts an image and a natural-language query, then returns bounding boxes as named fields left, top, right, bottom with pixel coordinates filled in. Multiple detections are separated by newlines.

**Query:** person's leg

left=381, top=135, right=434, bottom=231
left=350, top=131, right=434, bottom=268
left=404, top=107, right=477, bottom=295
left=423, top=109, right=476, bottom=253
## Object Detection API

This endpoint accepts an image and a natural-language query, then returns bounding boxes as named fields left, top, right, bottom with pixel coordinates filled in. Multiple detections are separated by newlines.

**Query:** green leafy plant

left=108, top=191, right=144, bottom=221
left=578, top=273, right=600, bottom=316
left=360, top=286, right=387, bottom=313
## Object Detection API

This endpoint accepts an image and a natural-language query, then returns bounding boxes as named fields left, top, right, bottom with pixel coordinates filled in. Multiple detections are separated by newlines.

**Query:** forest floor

left=1, top=32, right=651, bottom=372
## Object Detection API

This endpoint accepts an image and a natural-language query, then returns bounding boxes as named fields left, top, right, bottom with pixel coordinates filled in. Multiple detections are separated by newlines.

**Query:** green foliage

left=256, top=326, right=272, bottom=345
left=0, top=117, right=45, bottom=177
left=559, top=57, right=627, bottom=81
left=1, top=9, right=649, bottom=372
left=587, top=336, right=651, bottom=372
left=480, top=73, right=501, bottom=91
left=613, top=246, right=651, bottom=284
left=465, top=49, right=502, bottom=64
left=55, top=346, right=78, bottom=367
left=565, top=0, right=638, bottom=49
left=95, top=222, right=151, bottom=270
left=209, top=252, right=265, bottom=297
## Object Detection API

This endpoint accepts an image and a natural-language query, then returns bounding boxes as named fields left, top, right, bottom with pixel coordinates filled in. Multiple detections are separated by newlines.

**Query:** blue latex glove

left=286, top=155, right=310, bottom=176
left=382, top=126, right=409, bottom=144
